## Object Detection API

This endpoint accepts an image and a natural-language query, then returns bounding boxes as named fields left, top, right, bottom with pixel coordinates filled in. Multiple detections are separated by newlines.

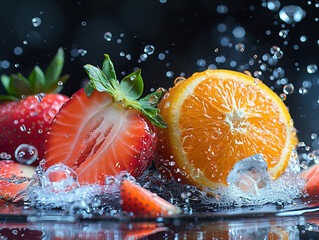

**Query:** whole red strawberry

left=45, top=54, right=166, bottom=185
left=0, top=48, right=69, bottom=165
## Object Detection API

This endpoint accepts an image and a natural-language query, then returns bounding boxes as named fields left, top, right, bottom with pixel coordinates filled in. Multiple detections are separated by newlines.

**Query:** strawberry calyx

left=0, top=48, right=69, bottom=102
left=84, top=54, right=167, bottom=128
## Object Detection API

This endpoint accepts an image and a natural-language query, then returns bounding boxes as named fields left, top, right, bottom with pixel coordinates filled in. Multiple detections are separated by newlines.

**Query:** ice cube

left=226, top=154, right=271, bottom=195
left=42, top=164, right=79, bottom=192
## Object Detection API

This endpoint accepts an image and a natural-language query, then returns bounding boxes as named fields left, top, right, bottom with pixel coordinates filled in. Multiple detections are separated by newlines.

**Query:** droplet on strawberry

left=0, top=160, right=35, bottom=200
left=0, top=48, right=70, bottom=165
left=45, top=54, right=166, bottom=185
left=120, top=180, right=181, bottom=217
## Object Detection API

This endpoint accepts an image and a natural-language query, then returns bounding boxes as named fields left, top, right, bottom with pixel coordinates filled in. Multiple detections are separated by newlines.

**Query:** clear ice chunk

left=42, top=164, right=79, bottom=192
left=226, top=154, right=271, bottom=195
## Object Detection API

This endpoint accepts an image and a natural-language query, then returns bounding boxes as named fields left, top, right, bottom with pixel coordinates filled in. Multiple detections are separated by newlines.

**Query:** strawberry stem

left=84, top=54, right=167, bottom=128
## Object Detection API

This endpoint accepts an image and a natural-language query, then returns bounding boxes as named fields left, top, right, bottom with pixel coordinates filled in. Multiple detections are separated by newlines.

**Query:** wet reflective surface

left=0, top=199, right=319, bottom=239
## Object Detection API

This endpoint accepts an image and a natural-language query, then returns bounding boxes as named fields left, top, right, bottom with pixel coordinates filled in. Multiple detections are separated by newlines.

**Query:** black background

left=0, top=0, right=318, bottom=149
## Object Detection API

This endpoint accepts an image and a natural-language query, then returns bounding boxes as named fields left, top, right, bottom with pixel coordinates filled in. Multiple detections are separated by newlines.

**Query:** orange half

left=155, top=70, right=297, bottom=189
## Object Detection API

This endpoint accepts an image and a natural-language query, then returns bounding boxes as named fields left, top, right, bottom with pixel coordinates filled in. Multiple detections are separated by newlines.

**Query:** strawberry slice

left=45, top=54, right=166, bottom=185
left=120, top=180, right=181, bottom=217
left=0, top=160, right=35, bottom=200
left=299, top=164, right=319, bottom=198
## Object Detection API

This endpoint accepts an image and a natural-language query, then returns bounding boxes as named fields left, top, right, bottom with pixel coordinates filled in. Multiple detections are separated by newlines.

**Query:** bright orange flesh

left=156, top=70, right=297, bottom=189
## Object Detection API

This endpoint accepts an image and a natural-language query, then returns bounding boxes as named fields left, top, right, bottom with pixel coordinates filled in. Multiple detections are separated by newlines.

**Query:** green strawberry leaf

left=141, top=108, right=167, bottom=128
left=84, top=82, right=95, bottom=98
left=28, top=66, right=45, bottom=93
left=120, top=69, right=143, bottom=100
left=102, top=54, right=118, bottom=89
left=1, top=74, right=13, bottom=95
left=44, top=48, right=65, bottom=90
left=139, top=89, right=166, bottom=109
left=0, top=95, right=19, bottom=102
left=9, top=74, right=33, bottom=97
left=83, top=54, right=167, bottom=128
left=83, top=64, right=115, bottom=95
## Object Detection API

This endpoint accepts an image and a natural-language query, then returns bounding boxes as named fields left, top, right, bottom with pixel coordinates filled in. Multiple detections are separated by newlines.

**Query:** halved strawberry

left=45, top=55, right=166, bottom=185
left=0, top=48, right=69, bottom=165
left=0, top=160, right=35, bottom=200
left=120, top=180, right=181, bottom=217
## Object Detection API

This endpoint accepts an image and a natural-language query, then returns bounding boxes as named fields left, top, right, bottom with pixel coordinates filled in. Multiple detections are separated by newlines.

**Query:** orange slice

left=155, top=70, right=297, bottom=190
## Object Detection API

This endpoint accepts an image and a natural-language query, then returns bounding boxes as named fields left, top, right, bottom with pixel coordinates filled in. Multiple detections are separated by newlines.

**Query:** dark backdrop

left=0, top=0, right=318, bottom=149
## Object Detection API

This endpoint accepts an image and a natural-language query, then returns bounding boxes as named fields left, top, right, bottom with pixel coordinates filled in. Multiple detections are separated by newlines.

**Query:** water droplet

left=166, top=71, right=173, bottom=78
left=14, top=144, right=38, bottom=165
left=149, top=95, right=159, bottom=104
left=1, top=60, right=10, bottom=69
left=14, top=63, right=19, bottom=68
left=159, top=0, right=167, bottom=3
left=307, top=64, right=318, bottom=74
left=32, top=17, right=42, bottom=27
left=196, top=59, right=206, bottom=67
left=158, top=53, right=165, bottom=60
left=78, top=49, right=87, bottom=56
left=174, top=77, right=186, bottom=85
left=235, top=43, right=245, bottom=52
left=283, top=83, right=294, bottom=94
left=217, top=23, right=227, bottom=33
left=299, top=87, right=308, bottom=95
left=267, top=0, right=281, bottom=11
left=13, top=47, right=23, bottom=56
left=81, top=21, right=87, bottom=26
left=140, top=53, right=148, bottom=61
left=104, top=32, right=112, bottom=41
left=20, top=125, right=26, bottom=132
left=279, top=5, right=306, bottom=24
left=279, top=29, right=289, bottom=38
left=23, top=40, right=28, bottom=45
left=144, top=45, right=155, bottom=55
left=232, top=26, right=246, bottom=38
left=300, top=35, right=307, bottom=42
left=270, top=46, right=283, bottom=59
left=42, top=164, right=79, bottom=192
left=208, top=64, right=217, bottom=70
left=311, top=133, right=318, bottom=139
left=279, top=93, right=286, bottom=101
left=58, top=81, right=63, bottom=86
left=216, top=5, right=228, bottom=14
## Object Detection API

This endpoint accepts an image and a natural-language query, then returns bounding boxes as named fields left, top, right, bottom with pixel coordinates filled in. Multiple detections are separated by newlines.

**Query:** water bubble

left=14, top=144, right=38, bottom=165
left=13, top=47, right=23, bottom=56
left=279, top=5, right=306, bottom=24
left=302, top=80, right=312, bottom=88
left=144, top=45, right=155, bottom=55
left=1, top=60, right=10, bottom=69
left=311, top=133, right=318, bottom=139
left=299, top=87, right=308, bottom=95
left=104, top=32, right=112, bottom=41
left=267, top=0, right=281, bottom=11
left=32, top=17, right=41, bottom=27
left=260, top=63, right=267, bottom=71
left=42, top=164, right=79, bottom=192
left=283, top=83, right=294, bottom=94
left=279, top=29, right=289, bottom=38
left=217, top=23, right=227, bottom=33
left=166, top=71, right=173, bottom=78
left=158, top=53, right=165, bottom=60
left=270, top=46, right=283, bottom=59
left=230, top=61, right=237, bottom=68
left=307, top=64, right=318, bottom=74
left=266, top=30, right=271, bottom=35
left=58, top=81, right=63, bottom=86
left=300, top=35, right=307, bottom=42
left=116, top=38, right=122, bottom=44
left=273, top=67, right=285, bottom=79
left=216, top=5, right=228, bottom=14
left=208, top=64, right=217, bottom=70
left=81, top=21, right=87, bottom=26
left=140, top=53, right=148, bottom=61
left=235, top=43, right=245, bottom=52
left=232, top=26, right=246, bottom=38
left=149, top=95, right=159, bottom=104
left=279, top=93, right=286, bottom=101
left=196, top=59, right=206, bottom=67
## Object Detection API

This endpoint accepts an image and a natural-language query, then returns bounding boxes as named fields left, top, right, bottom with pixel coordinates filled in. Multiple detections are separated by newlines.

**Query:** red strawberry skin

left=299, top=165, right=319, bottom=198
left=0, top=160, right=35, bottom=200
left=44, top=89, right=157, bottom=185
left=0, top=94, right=69, bottom=165
left=120, top=180, right=181, bottom=217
